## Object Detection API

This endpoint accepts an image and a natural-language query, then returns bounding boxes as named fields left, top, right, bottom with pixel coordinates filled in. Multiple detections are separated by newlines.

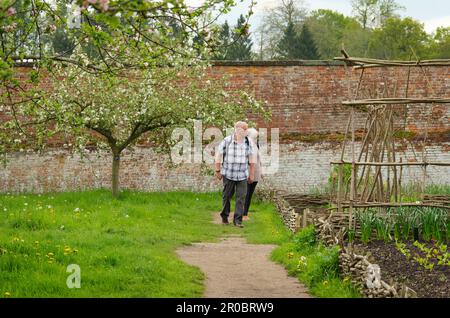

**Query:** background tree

left=368, top=17, right=428, bottom=59
left=254, top=22, right=268, bottom=60
left=0, top=1, right=256, bottom=79
left=214, top=15, right=253, bottom=60
left=427, top=27, right=450, bottom=59
left=276, top=21, right=302, bottom=59
left=351, top=0, right=404, bottom=29
left=10, top=61, right=267, bottom=197
left=305, top=9, right=368, bottom=59
left=377, top=0, right=404, bottom=26
left=341, top=20, right=372, bottom=57
left=46, top=1, right=76, bottom=57
left=277, top=22, right=318, bottom=60
left=226, top=14, right=253, bottom=60
left=297, top=24, right=319, bottom=59
left=256, top=0, right=308, bottom=59
left=0, top=0, right=263, bottom=196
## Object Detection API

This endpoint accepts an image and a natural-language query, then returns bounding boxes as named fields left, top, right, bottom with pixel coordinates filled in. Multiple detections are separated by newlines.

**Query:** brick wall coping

left=14, top=59, right=450, bottom=68
left=13, top=60, right=347, bottom=68
left=211, top=60, right=346, bottom=67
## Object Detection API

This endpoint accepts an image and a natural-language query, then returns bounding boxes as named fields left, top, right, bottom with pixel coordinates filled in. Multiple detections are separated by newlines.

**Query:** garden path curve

left=176, top=213, right=311, bottom=298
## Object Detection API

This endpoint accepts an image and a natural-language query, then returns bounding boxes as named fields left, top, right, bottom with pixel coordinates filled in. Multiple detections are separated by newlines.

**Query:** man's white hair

left=234, top=121, right=248, bottom=129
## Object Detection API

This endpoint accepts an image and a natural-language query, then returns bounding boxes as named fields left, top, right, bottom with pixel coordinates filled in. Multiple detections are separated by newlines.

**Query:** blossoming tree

left=38, top=62, right=265, bottom=196
left=0, top=0, right=265, bottom=197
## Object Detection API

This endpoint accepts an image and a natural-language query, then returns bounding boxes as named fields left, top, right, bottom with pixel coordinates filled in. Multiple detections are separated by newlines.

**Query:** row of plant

left=350, top=206, right=449, bottom=243
left=395, top=241, right=450, bottom=271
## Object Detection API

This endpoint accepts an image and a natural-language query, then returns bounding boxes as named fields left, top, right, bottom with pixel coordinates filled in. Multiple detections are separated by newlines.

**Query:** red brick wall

left=1, top=62, right=448, bottom=194
left=209, top=61, right=450, bottom=135
left=3, top=62, right=449, bottom=137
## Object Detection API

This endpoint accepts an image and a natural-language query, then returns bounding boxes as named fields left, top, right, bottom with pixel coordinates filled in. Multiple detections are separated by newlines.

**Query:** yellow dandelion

left=4, top=292, right=11, bottom=298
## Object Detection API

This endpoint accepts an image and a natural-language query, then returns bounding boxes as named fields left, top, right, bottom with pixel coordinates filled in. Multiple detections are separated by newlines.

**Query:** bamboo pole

left=365, top=108, right=392, bottom=202
left=403, top=58, right=412, bottom=129
left=337, top=115, right=351, bottom=212
left=386, top=122, right=391, bottom=202
left=340, top=116, right=352, bottom=161
left=353, top=63, right=450, bottom=69
left=334, top=56, right=450, bottom=68
left=343, top=98, right=450, bottom=106
left=390, top=114, right=398, bottom=202
left=389, top=83, right=398, bottom=203
left=338, top=55, right=365, bottom=213
left=412, top=49, right=434, bottom=202
left=399, top=157, right=403, bottom=202
left=328, top=202, right=450, bottom=210
left=361, top=109, right=382, bottom=202
left=356, top=130, right=372, bottom=190
left=349, top=104, right=356, bottom=229
left=330, top=161, right=450, bottom=166
left=337, top=164, right=343, bottom=213
left=330, top=52, right=450, bottom=218
left=355, top=99, right=378, bottom=196
left=302, top=208, right=309, bottom=228
left=422, top=165, right=427, bottom=201
left=351, top=68, right=366, bottom=204
left=396, top=59, right=411, bottom=203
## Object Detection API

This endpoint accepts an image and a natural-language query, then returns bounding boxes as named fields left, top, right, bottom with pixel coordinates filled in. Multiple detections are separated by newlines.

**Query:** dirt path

left=175, top=213, right=311, bottom=298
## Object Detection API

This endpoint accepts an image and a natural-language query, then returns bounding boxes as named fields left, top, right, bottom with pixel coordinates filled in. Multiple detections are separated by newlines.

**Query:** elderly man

left=215, top=121, right=256, bottom=228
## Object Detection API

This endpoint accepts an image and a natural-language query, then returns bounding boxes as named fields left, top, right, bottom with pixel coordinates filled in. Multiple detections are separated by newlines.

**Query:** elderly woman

left=243, top=128, right=262, bottom=221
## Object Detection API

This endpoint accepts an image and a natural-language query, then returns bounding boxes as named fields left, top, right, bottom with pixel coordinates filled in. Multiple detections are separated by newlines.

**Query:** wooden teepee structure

left=330, top=50, right=450, bottom=228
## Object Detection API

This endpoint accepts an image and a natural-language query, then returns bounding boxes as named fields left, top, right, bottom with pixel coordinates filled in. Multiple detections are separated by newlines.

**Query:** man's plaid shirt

left=217, top=134, right=255, bottom=181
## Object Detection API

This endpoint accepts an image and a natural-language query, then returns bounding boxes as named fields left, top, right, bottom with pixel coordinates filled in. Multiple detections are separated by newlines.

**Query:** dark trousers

left=244, top=181, right=258, bottom=216
left=220, top=177, right=247, bottom=225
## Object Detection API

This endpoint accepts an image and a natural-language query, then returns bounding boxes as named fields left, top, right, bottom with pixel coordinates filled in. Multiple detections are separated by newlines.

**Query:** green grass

left=0, top=189, right=358, bottom=298
left=423, top=184, right=450, bottom=196
left=270, top=226, right=360, bottom=298
left=0, top=189, right=236, bottom=297
left=397, top=183, right=450, bottom=202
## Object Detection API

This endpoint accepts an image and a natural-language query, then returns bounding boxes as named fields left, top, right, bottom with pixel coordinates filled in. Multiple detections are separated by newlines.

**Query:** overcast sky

left=186, top=0, right=450, bottom=34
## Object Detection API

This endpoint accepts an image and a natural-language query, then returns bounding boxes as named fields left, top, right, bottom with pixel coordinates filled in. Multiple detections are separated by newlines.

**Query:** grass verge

left=0, top=189, right=359, bottom=298
left=269, top=225, right=360, bottom=298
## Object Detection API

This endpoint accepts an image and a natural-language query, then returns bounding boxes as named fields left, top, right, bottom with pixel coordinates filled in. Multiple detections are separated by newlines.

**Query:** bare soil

left=366, top=240, right=450, bottom=298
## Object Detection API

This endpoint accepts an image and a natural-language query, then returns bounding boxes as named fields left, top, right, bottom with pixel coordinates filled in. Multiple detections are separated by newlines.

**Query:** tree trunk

left=112, top=152, right=121, bottom=198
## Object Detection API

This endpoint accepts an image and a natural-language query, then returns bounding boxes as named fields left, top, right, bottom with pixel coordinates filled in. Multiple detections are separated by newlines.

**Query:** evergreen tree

left=277, top=22, right=319, bottom=60
left=276, top=21, right=303, bottom=59
left=297, top=24, right=319, bottom=59
left=226, top=15, right=253, bottom=60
